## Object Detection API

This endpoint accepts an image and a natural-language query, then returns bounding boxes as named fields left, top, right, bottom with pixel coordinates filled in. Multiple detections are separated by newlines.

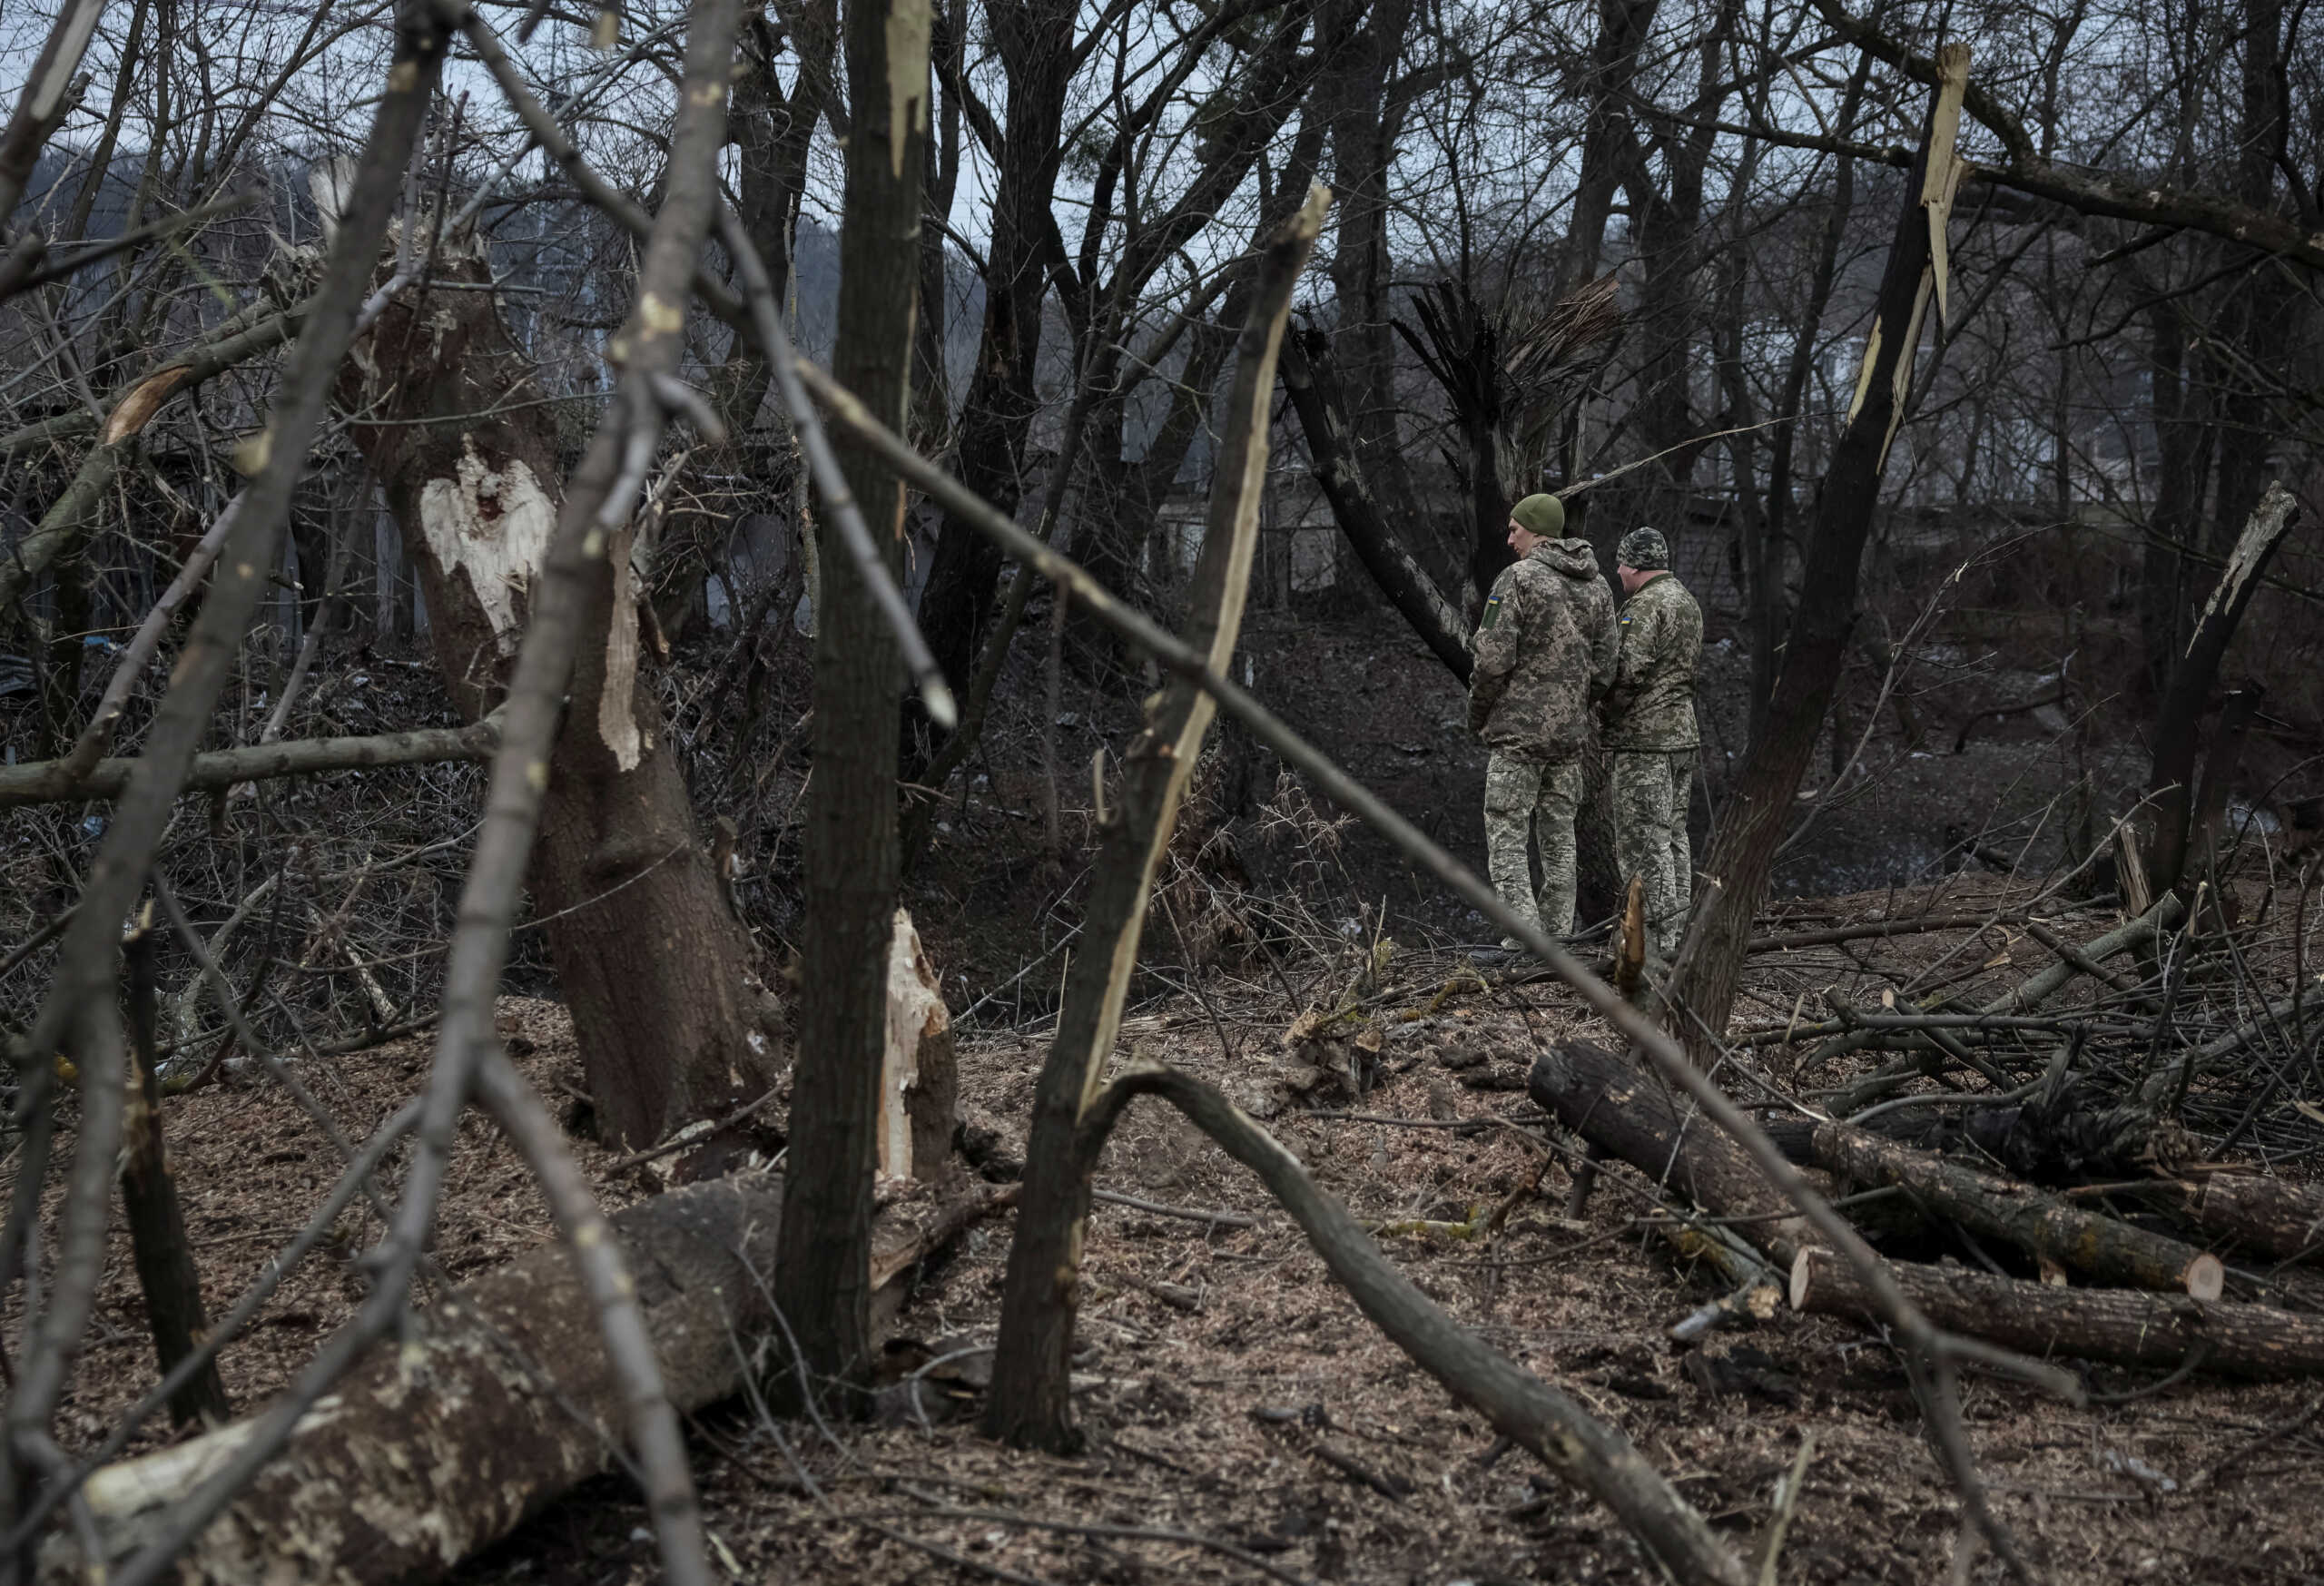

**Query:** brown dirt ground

left=13, top=877, right=2324, bottom=1586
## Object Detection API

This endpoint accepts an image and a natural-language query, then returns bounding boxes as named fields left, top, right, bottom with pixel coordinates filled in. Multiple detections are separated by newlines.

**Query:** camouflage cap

left=1617, top=526, right=1669, bottom=570
left=1510, top=493, right=1565, bottom=538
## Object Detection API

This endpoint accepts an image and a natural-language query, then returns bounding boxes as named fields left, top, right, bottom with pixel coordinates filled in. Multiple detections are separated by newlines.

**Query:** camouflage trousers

left=1482, top=753, right=1583, bottom=942
left=1611, top=749, right=1696, bottom=955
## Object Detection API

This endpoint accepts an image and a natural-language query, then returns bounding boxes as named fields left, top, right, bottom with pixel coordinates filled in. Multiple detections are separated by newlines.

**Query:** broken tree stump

left=1789, top=1247, right=2324, bottom=1379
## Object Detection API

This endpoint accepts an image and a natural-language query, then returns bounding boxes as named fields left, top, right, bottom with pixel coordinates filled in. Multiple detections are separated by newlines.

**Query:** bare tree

left=772, top=0, right=932, bottom=1409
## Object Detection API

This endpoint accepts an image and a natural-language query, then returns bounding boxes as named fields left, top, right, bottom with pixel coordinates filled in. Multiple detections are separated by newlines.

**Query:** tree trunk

left=1751, top=63, right=1866, bottom=744
left=910, top=0, right=1076, bottom=734
left=119, top=923, right=230, bottom=1428
left=2145, top=483, right=2299, bottom=898
left=773, top=0, right=931, bottom=1410
left=1809, top=1124, right=2226, bottom=1297
left=1528, top=1039, right=1818, bottom=1264
left=337, top=248, right=774, bottom=1153
left=985, top=191, right=1327, bottom=1452
left=1667, top=47, right=1971, bottom=1054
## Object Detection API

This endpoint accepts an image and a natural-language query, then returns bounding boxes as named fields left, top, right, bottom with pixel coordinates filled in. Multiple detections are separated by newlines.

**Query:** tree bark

left=1789, top=1247, right=2324, bottom=1379
left=2170, top=1173, right=2324, bottom=1265
left=985, top=190, right=1327, bottom=1452
left=1667, top=46, right=1971, bottom=1053
left=773, top=0, right=931, bottom=1409
left=55, top=1180, right=783, bottom=1586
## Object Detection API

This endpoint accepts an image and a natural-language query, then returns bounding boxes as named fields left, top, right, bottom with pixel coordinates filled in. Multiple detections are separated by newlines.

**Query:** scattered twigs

left=0, top=1102, right=421, bottom=1559
left=1090, top=1188, right=1257, bottom=1229
left=2185, top=1390, right=2324, bottom=1489
left=887, top=1488, right=1318, bottom=1586
left=61, top=494, right=245, bottom=779
left=10, top=13, right=456, bottom=1576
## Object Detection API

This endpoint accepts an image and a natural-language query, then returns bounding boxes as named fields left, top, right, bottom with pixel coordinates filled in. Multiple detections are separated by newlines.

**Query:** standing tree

left=773, top=0, right=931, bottom=1408
left=1665, top=44, right=1971, bottom=1052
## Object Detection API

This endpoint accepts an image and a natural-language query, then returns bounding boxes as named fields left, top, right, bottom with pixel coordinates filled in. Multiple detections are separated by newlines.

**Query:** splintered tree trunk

left=772, top=0, right=931, bottom=1408
left=336, top=249, right=773, bottom=1151
left=119, top=923, right=229, bottom=1427
left=1668, top=46, right=1970, bottom=1054
left=2145, top=483, right=2299, bottom=898
left=984, top=190, right=1329, bottom=1452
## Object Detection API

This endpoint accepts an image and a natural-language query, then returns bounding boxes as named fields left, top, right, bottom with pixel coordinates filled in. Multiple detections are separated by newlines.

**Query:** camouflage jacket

left=1468, top=538, right=1617, bottom=760
left=1603, top=571, right=1702, bottom=750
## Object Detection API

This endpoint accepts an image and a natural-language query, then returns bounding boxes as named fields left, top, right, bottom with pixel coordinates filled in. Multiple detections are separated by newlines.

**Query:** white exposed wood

left=414, top=439, right=556, bottom=655
left=880, top=908, right=951, bottom=1180
left=597, top=522, right=645, bottom=770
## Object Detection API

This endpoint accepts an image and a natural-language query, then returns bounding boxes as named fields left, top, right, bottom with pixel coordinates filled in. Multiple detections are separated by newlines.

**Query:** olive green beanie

left=1510, top=493, right=1565, bottom=538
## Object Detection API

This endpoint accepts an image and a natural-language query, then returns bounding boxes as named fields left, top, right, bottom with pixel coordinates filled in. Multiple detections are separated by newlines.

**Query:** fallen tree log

left=1528, top=1039, right=1817, bottom=1266
left=1809, top=1123, right=2225, bottom=1298
left=2143, top=1173, right=2324, bottom=1266
left=48, top=1176, right=1003, bottom=1585
left=1790, top=1247, right=2324, bottom=1378
left=1745, top=912, right=2001, bottom=954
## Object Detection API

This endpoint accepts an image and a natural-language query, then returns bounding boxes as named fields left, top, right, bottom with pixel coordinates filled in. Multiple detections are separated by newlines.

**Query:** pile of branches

left=1534, top=881, right=2324, bottom=1381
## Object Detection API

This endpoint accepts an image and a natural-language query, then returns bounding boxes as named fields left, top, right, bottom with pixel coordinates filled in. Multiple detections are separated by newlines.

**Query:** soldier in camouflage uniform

left=1469, top=493, right=1617, bottom=957
left=1603, top=527, right=1703, bottom=958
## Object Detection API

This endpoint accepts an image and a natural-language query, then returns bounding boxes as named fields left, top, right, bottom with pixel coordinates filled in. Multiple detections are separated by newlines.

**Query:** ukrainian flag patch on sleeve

left=1481, top=595, right=1502, bottom=630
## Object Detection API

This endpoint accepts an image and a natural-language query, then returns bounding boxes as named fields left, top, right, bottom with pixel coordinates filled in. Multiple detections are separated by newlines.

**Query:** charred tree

left=772, top=0, right=931, bottom=1411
